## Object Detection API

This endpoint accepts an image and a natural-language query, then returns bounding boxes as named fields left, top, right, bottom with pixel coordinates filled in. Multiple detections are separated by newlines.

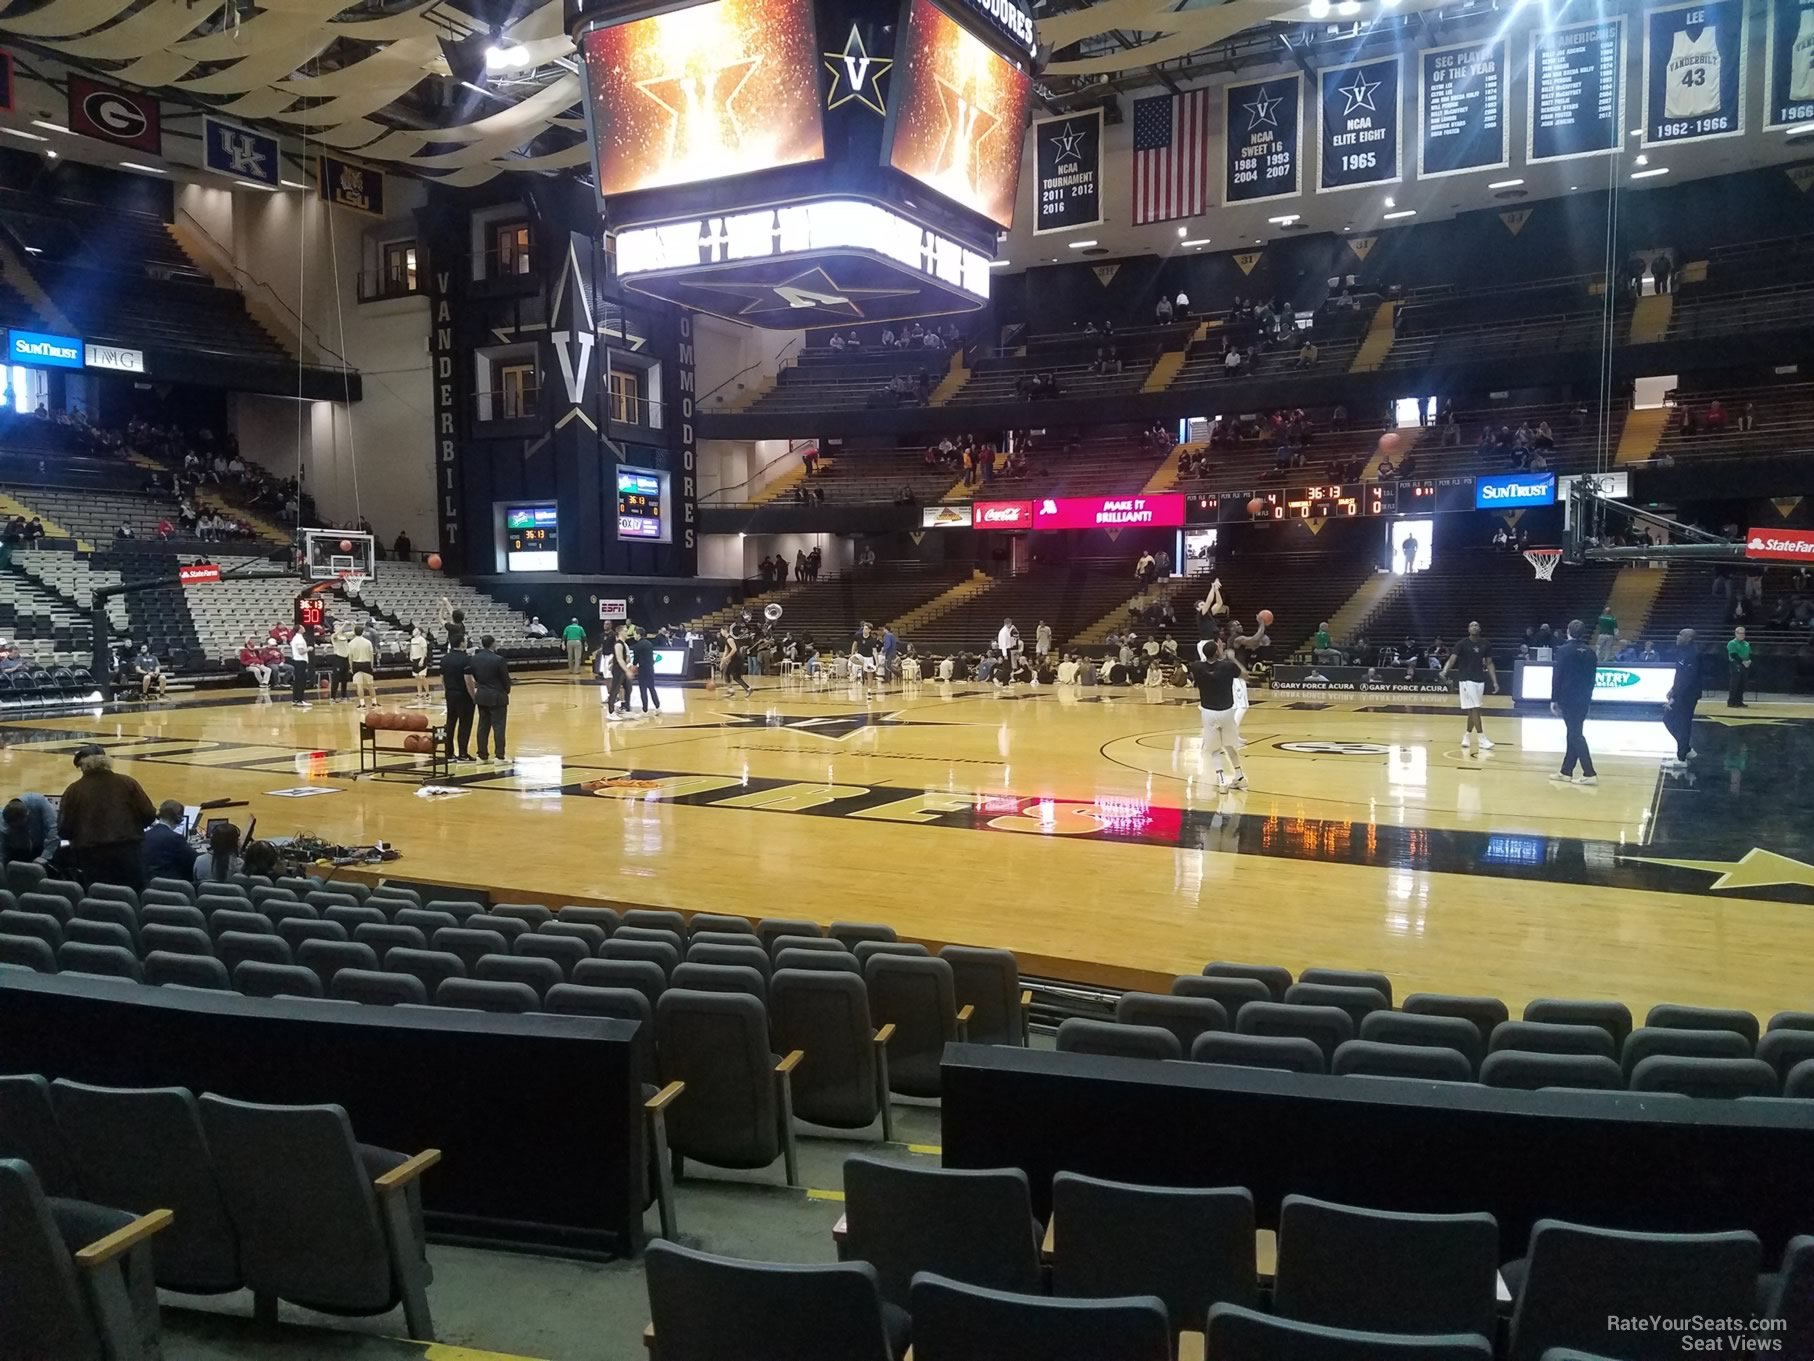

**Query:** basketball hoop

left=1524, top=548, right=1563, bottom=581
left=338, top=571, right=367, bottom=598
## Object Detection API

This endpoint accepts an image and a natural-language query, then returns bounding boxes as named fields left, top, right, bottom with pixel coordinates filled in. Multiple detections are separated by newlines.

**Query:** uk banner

left=1032, top=107, right=1103, bottom=235
left=204, top=117, right=279, bottom=187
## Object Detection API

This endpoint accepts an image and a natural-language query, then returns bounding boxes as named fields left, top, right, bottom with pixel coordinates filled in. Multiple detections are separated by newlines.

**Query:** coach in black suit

left=466, top=635, right=513, bottom=763
left=1663, top=628, right=1703, bottom=769
left=1550, top=619, right=1600, bottom=784
left=440, top=640, right=474, bottom=761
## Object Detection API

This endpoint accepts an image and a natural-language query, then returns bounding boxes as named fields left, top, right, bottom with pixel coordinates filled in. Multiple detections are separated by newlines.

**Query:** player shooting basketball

left=1188, top=637, right=1249, bottom=791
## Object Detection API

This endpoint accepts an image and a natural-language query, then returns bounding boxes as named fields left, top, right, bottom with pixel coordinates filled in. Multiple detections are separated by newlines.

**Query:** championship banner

left=1419, top=39, right=1507, bottom=178
left=1765, top=0, right=1814, bottom=129
left=1528, top=17, right=1624, bottom=162
left=1317, top=55, right=1401, bottom=192
left=1032, top=107, right=1103, bottom=235
left=318, top=154, right=384, bottom=217
left=1224, top=74, right=1301, bottom=205
left=67, top=75, right=160, bottom=155
left=1643, top=0, right=1746, bottom=145
left=204, top=116, right=279, bottom=187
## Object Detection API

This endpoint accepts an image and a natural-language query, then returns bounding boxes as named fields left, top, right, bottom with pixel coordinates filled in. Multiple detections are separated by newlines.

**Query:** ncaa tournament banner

left=1643, top=0, right=1747, bottom=145
left=1528, top=17, right=1625, bottom=162
left=1224, top=73, right=1302, bottom=205
left=1317, top=55, right=1401, bottom=192
left=1032, top=107, right=1103, bottom=235
left=1419, top=39, right=1508, bottom=178
left=1766, top=0, right=1814, bottom=128
left=203, top=117, right=279, bottom=188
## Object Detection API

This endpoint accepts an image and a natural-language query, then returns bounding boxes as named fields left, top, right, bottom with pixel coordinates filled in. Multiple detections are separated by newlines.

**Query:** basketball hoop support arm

left=90, top=567, right=301, bottom=702
left=1566, top=480, right=1744, bottom=565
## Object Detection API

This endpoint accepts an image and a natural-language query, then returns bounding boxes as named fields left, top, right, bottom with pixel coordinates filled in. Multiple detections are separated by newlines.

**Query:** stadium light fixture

left=1181, top=238, right=1211, bottom=247
left=30, top=120, right=70, bottom=134
left=485, top=40, right=532, bottom=70
left=1630, top=167, right=1669, bottom=179
left=1067, top=239, right=1098, bottom=248
left=1383, top=209, right=1416, bottom=219
left=1, top=128, right=48, bottom=142
left=1177, top=225, right=1188, bottom=237
left=1308, top=0, right=1330, bottom=16
left=1488, top=178, right=1524, bottom=189
left=119, top=162, right=167, bottom=175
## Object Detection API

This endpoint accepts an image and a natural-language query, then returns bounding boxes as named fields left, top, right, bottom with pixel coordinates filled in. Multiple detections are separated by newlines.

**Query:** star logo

left=634, top=54, right=761, bottom=166
left=1244, top=89, right=1280, bottom=131
left=685, top=710, right=957, bottom=740
left=932, top=74, right=1003, bottom=192
left=1339, top=72, right=1379, bottom=116
left=1049, top=120, right=1088, bottom=164
left=686, top=265, right=918, bottom=320
left=1621, top=847, right=1814, bottom=892
left=824, top=25, right=892, bottom=116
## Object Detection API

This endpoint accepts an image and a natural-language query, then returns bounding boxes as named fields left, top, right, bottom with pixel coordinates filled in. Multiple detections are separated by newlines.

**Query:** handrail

left=701, top=335, right=801, bottom=405
left=700, top=439, right=816, bottom=503
left=173, top=206, right=353, bottom=370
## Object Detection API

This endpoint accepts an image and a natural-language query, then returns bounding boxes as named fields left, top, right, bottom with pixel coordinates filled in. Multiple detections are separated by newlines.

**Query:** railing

left=357, top=269, right=421, bottom=303
left=700, top=439, right=818, bottom=505
left=700, top=335, right=800, bottom=407
left=473, top=387, right=542, bottom=423
left=172, top=207, right=353, bottom=370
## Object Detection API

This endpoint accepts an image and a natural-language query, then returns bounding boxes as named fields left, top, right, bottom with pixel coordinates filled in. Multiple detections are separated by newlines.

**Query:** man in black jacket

left=1662, top=627, right=1702, bottom=771
left=141, top=799, right=197, bottom=882
left=440, top=640, right=474, bottom=762
left=1549, top=619, right=1599, bottom=785
left=466, top=635, right=513, bottom=763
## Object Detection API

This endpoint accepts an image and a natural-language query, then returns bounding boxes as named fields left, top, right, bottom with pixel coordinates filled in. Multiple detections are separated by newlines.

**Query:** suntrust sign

left=1474, top=472, right=1556, bottom=508
left=1746, top=528, right=1814, bottom=561
left=7, top=329, right=82, bottom=370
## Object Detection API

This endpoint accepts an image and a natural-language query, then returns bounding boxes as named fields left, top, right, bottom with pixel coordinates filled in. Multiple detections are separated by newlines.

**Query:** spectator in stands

left=829, top=332, right=846, bottom=352
left=467, top=635, right=512, bottom=760
left=239, top=637, right=273, bottom=690
left=1653, top=254, right=1674, bottom=293
left=59, top=748, right=155, bottom=890
left=1726, top=625, right=1752, bottom=708
left=1155, top=295, right=1173, bottom=324
left=880, top=327, right=896, bottom=348
left=115, top=522, right=135, bottom=540
left=1223, top=347, right=1242, bottom=375
left=1641, top=640, right=1662, bottom=663
left=1737, top=401, right=1757, bottom=432
left=1175, top=289, right=1190, bottom=319
left=846, top=330, right=862, bottom=350
left=142, top=800, right=197, bottom=882
left=1596, top=606, right=1619, bottom=663
left=136, top=644, right=168, bottom=701
left=1, top=800, right=38, bottom=868
left=193, top=821, right=242, bottom=885
left=394, top=530, right=412, bottom=561
left=1706, top=399, right=1728, bottom=431
left=1295, top=338, right=1319, bottom=369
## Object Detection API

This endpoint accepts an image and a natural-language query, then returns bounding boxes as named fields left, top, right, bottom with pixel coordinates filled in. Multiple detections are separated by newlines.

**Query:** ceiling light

left=1267, top=214, right=1299, bottom=225
left=1, top=128, right=48, bottom=143
left=1176, top=225, right=1188, bottom=237
left=1383, top=196, right=1395, bottom=208
left=988, top=259, right=1012, bottom=268
left=1383, top=209, right=1416, bottom=219
left=1337, top=0, right=1360, bottom=13
left=118, top=162, right=167, bottom=175
left=1569, top=185, right=1579, bottom=191
left=1630, top=167, right=1669, bottom=179
left=234, top=179, right=275, bottom=191
left=1308, top=0, right=1330, bottom=15
left=1487, top=178, right=1524, bottom=189
left=1787, top=124, right=1814, bottom=138
left=280, top=179, right=308, bottom=189
left=1067, top=239, right=1098, bottom=248
left=485, top=41, right=531, bottom=70
left=1181, top=238, right=1211, bottom=247
left=1629, top=128, right=1642, bottom=136
left=23, top=246, right=41, bottom=254
left=45, top=150, right=56, bottom=159
left=1634, top=153, right=1648, bottom=166
left=31, top=120, right=70, bottom=134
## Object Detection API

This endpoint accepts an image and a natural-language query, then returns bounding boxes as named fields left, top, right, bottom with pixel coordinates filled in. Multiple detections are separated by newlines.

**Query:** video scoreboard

left=616, top=466, right=670, bottom=542
left=505, top=504, right=561, bottom=572
left=1186, top=477, right=1478, bottom=524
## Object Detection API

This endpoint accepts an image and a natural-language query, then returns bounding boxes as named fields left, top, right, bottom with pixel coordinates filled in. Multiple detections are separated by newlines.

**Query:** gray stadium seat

left=513, top=933, right=588, bottom=978
left=1401, top=994, right=1508, bottom=1047
left=491, top=903, right=552, bottom=928
left=1116, top=993, right=1227, bottom=1052
left=1488, top=1021, right=1616, bottom=1060
left=1057, top=1018, right=1182, bottom=1061
left=352, top=922, right=427, bottom=963
left=296, top=940, right=379, bottom=993
left=1644, top=1003, right=1760, bottom=1047
left=1757, top=1029, right=1814, bottom=1084
left=0, top=910, right=61, bottom=952
left=828, top=921, right=897, bottom=948
left=144, top=952, right=231, bottom=990
left=1331, top=1039, right=1473, bottom=1083
left=775, top=947, right=863, bottom=975
left=657, top=989, right=799, bottom=1183
left=758, top=918, right=823, bottom=949
left=600, top=936, right=680, bottom=979
left=942, top=946, right=1027, bottom=1047
left=556, top=905, right=620, bottom=935
left=233, top=961, right=322, bottom=998
left=1628, top=1055, right=1778, bottom=1098
left=770, top=968, right=894, bottom=1139
left=430, top=927, right=508, bottom=975
left=1620, top=1026, right=1751, bottom=1080
left=865, top=955, right=965, bottom=1097
left=330, top=969, right=429, bottom=1006
left=1478, top=1051, right=1623, bottom=1091
left=64, top=920, right=133, bottom=953
left=1204, top=961, right=1293, bottom=1001
left=277, top=918, right=349, bottom=952
left=1360, top=1010, right=1485, bottom=1075
left=0, top=933, right=56, bottom=972
left=1236, top=1002, right=1354, bottom=1064
left=140, top=904, right=206, bottom=933
left=217, top=932, right=291, bottom=976
left=538, top=920, right=607, bottom=953
left=0, top=1074, right=81, bottom=1194
left=1297, top=968, right=1394, bottom=1006
left=139, top=924, right=213, bottom=958
left=687, top=942, right=771, bottom=978
left=909, top=1272, right=1170, bottom=1361
left=57, top=941, right=142, bottom=981
left=644, top=1240, right=894, bottom=1361
left=671, top=961, right=767, bottom=1003
left=434, top=978, right=537, bottom=1013
left=687, top=912, right=755, bottom=937
left=1284, top=983, right=1389, bottom=1029
left=1191, top=1031, right=1327, bottom=1074
left=1205, top=1302, right=1493, bottom=1361
left=1172, top=974, right=1272, bottom=1024
left=1523, top=999, right=1634, bottom=1049
left=572, top=957, right=663, bottom=1011
left=624, top=908, right=686, bottom=935
left=474, top=953, right=563, bottom=1001
left=383, top=948, right=465, bottom=999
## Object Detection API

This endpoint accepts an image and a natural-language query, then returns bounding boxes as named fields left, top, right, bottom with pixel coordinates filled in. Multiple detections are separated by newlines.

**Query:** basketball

left=1379, top=432, right=1404, bottom=454
left=399, top=712, right=430, bottom=732
left=426, top=553, right=442, bottom=570
left=339, top=538, right=353, bottom=553
left=403, top=733, right=433, bottom=753
left=1246, top=497, right=1265, bottom=515
left=1258, top=608, right=1274, bottom=627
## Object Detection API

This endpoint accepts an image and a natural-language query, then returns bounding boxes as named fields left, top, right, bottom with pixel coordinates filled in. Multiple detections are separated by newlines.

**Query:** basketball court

left=11, top=668, right=1812, bottom=1021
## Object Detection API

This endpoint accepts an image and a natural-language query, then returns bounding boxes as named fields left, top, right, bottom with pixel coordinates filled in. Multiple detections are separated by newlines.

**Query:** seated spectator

left=829, top=332, right=846, bottom=352
left=1330, top=403, right=1348, bottom=429
left=142, top=799, right=198, bottom=882
left=1295, top=339, right=1318, bottom=368
left=1680, top=406, right=1700, bottom=437
left=1706, top=399, right=1727, bottom=430
left=1155, top=295, right=1173, bottom=324
left=1737, top=401, right=1757, bottom=432
left=880, top=327, right=896, bottom=349
left=845, top=330, right=862, bottom=350
left=238, top=637, right=275, bottom=689
left=192, top=820, right=243, bottom=886
left=527, top=616, right=549, bottom=638
left=1223, top=348, right=1242, bottom=374
left=135, top=644, right=167, bottom=700
left=115, top=523, right=136, bottom=539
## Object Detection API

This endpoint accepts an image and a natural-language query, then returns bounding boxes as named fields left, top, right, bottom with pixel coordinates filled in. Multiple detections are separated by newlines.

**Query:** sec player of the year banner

left=1765, top=0, right=1814, bottom=128
left=1644, top=0, right=1747, bottom=144
left=1318, top=55, right=1401, bottom=192
left=1032, top=107, right=1104, bottom=234
left=1419, top=39, right=1508, bottom=177
left=1224, top=73, right=1302, bottom=204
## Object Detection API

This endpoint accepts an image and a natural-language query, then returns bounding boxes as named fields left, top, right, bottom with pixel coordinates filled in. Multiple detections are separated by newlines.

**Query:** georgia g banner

left=1032, top=107, right=1103, bottom=235
left=1643, top=0, right=1747, bottom=145
left=67, top=75, right=160, bottom=154
left=1318, top=55, right=1401, bottom=192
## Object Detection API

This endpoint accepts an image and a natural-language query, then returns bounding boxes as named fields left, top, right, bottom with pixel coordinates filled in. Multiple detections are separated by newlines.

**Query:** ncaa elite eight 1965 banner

left=1318, top=54, right=1401, bottom=192
left=1032, top=107, right=1103, bottom=235
left=1643, top=0, right=1747, bottom=145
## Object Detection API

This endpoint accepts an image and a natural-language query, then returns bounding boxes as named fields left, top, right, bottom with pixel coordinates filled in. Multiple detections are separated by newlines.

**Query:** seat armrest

left=873, top=1023, right=897, bottom=1046
left=956, top=1003, right=974, bottom=1042
left=75, top=1208, right=173, bottom=1269
left=645, top=1080, right=685, bottom=1112
left=775, top=1049, right=805, bottom=1075
left=374, top=1148, right=442, bottom=1194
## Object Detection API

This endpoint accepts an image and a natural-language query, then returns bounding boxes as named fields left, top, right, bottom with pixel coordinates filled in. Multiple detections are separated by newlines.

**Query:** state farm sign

left=973, top=500, right=1034, bottom=528
left=177, top=563, right=221, bottom=585
left=1745, top=528, right=1814, bottom=562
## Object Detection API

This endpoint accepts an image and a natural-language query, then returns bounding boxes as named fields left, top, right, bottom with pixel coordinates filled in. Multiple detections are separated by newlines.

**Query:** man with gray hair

left=58, top=747, right=156, bottom=888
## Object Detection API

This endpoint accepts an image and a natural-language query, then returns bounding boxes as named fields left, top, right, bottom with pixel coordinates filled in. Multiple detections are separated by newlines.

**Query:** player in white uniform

left=1664, top=25, right=1721, bottom=120
left=1792, top=6, right=1814, bottom=103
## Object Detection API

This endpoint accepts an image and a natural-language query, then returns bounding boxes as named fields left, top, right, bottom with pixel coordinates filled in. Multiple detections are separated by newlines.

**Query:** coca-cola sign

left=973, top=500, right=1034, bottom=527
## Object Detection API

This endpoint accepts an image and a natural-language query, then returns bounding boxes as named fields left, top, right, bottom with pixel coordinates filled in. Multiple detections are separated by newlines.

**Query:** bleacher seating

left=1654, top=382, right=1814, bottom=465
left=1170, top=307, right=1370, bottom=392
left=0, top=568, right=92, bottom=668
left=1354, top=550, right=1618, bottom=655
left=744, top=351, right=948, bottom=414
left=1640, top=562, right=1812, bottom=654
left=1667, top=235, right=1814, bottom=341
left=675, top=567, right=968, bottom=651
left=912, top=565, right=1145, bottom=655
left=1381, top=275, right=1630, bottom=370
left=945, top=354, right=1150, bottom=407
left=0, top=264, right=43, bottom=334
left=1167, top=411, right=1396, bottom=493
left=182, top=555, right=405, bottom=670
left=0, top=485, right=218, bottom=548
left=1149, top=550, right=1382, bottom=655
left=360, top=559, right=564, bottom=662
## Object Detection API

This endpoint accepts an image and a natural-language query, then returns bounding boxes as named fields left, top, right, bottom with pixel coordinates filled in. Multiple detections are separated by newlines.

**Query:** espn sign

left=178, top=563, right=221, bottom=585
left=973, top=500, right=1034, bottom=527
left=1745, top=528, right=1814, bottom=562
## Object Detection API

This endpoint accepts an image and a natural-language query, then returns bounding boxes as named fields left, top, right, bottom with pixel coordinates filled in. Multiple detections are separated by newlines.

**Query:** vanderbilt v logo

left=824, top=25, right=891, bottom=115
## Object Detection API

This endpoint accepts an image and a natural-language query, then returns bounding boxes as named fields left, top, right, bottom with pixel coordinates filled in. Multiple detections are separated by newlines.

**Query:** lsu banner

left=1528, top=17, right=1625, bottom=162
left=1224, top=74, right=1301, bottom=205
left=1766, top=0, right=1814, bottom=128
left=1419, top=39, right=1508, bottom=178
left=318, top=154, right=384, bottom=217
left=1318, top=55, right=1401, bottom=192
left=204, top=117, right=279, bottom=187
left=1032, top=107, right=1103, bottom=235
left=1643, top=0, right=1747, bottom=145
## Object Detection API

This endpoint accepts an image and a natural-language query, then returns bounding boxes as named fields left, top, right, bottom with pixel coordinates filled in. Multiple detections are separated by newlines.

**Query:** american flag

left=1132, top=89, right=1210, bottom=225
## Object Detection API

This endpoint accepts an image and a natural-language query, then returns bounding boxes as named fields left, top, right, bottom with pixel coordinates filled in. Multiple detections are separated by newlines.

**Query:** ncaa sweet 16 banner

left=1643, top=0, right=1747, bottom=144
left=1224, top=74, right=1301, bottom=205
left=1318, top=55, right=1401, bottom=191
left=1032, top=107, right=1103, bottom=234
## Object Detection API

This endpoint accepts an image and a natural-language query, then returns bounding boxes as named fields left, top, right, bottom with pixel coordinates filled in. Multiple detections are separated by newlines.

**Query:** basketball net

left=1524, top=548, right=1563, bottom=582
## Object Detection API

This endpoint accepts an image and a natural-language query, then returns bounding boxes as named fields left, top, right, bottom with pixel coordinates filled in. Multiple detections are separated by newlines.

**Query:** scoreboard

left=506, top=504, right=560, bottom=572
left=616, top=467, right=669, bottom=542
left=1185, top=476, right=1478, bottom=524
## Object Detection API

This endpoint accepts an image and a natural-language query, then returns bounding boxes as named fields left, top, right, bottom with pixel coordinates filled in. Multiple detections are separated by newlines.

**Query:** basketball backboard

left=302, top=528, right=376, bottom=585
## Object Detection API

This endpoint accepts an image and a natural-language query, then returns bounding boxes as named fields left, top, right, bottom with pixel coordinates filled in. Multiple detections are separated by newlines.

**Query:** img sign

left=1474, top=472, right=1557, bottom=508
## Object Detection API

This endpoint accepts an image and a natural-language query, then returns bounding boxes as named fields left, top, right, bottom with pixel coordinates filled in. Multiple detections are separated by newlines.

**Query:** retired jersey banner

left=67, top=75, right=160, bottom=155
left=204, top=117, right=279, bottom=187
left=1766, top=0, right=1814, bottom=128
left=1419, top=39, right=1508, bottom=178
left=1318, top=55, right=1401, bottom=192
left=1528, top=17, right=1624, bottom=162
left=1032, top=107, right=1103, bottom=235
left=318, top=154, right=384, bottom=217
left=1224, top=74, right=1301, bottom=205
left=1644, top=0, right=1747, bottom=145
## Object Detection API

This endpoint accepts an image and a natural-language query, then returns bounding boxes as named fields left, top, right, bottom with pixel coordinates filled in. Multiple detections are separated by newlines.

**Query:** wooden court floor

left=7, top=673, right=1813, bottom=1020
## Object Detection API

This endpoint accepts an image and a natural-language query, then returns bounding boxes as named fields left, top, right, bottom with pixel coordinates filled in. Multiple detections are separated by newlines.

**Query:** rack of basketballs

left=358, top=709, right=449, bottom=778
